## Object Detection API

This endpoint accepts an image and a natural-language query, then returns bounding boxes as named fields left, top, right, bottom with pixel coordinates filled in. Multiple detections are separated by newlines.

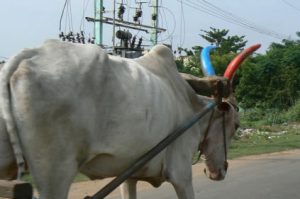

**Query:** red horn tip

left=224, top=44, right=261, bottom=80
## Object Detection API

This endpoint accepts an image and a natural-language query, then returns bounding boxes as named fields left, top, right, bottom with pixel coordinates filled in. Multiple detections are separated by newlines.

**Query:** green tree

left=176, top=27, right=249, bottom=77
left=200, top=27, right=247, bottom=55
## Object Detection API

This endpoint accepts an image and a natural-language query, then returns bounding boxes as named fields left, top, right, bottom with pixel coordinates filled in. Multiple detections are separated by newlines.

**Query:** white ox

left=0, top=40, right=250, bottom=199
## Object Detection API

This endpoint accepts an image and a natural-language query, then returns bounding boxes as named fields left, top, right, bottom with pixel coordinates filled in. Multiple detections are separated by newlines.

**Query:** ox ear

left=180, top=73, right=231, bottom=97
left=180, top=73, right=214, bottom=96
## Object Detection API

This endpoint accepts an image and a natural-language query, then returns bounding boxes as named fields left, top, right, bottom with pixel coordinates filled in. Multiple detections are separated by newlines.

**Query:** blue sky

left=1, top=0, right=300, bottom=59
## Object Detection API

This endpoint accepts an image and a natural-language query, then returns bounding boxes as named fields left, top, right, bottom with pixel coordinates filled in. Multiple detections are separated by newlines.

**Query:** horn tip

left=223, top=43, right=261, bottom=80
left=253, top=44, right=262, bottom=50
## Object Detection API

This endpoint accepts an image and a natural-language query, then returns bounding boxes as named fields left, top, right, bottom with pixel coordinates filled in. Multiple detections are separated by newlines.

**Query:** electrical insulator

left=118, top=4, right=126, bottom=20
left=88, top=37, right=95, bottom=44
left=76, top=33, right=81, bottom=43
left=137, top=37, right=143, bottom=49
left=59, top=32, right=66, bottom=41
left=131, top=36, right=136, bottom=49
left=152, top=13, right=157, bottom=21
left=136, top=9, right=142, bottom=18
left=91, top=37, right=95, bottom=44
left=66, top=32, right=74, bottom=42
left=80, top=31, right=85, bottom=44
left=59, top=32, right=64, bottom=38
left=133, top=8, right=142, bottom=22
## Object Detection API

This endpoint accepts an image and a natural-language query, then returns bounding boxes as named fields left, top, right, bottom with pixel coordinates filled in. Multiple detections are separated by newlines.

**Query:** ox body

left=0, top=40, right=242, bottom=199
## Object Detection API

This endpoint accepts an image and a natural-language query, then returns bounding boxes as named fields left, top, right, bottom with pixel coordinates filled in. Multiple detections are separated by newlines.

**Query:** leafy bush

left=281, top=99, right=300, bottom=122
left=240, top=98, right=300, bottom=128
left=240, top=108, right=283, bottom=127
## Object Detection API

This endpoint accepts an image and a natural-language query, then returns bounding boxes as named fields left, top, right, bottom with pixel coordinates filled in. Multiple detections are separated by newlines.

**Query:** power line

left=59, top=0, right=74, bottom=32
left=282, top=0, right=300, bottom=13
left=67, top=0, right=74, bottom=31
left=80, top=0, right=91, bottom=31
left=179, top=0, right=186, bottom=47
left=59, top=0, right=69, bottom=32
left=198, top=0, right=286, bottom=39
left=177, top=0, right=288, bottom=40
left=157, top=5, right=177, bottom=43
left=0, top=56, right=8, bottom=60
left=197, top=0, right=287, bottom=39
left=0, top=55, right=8, bottom=59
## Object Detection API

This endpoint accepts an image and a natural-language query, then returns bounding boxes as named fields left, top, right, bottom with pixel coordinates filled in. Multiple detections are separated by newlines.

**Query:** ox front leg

left=120, top=179, right=137, bottom=199
left=168, top=169, right=195, bottom=199
left=172, top=180, right=194, bottom=199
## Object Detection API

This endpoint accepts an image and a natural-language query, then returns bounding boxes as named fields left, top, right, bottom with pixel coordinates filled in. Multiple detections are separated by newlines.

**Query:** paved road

left=69, top=150, right=300, bottom=199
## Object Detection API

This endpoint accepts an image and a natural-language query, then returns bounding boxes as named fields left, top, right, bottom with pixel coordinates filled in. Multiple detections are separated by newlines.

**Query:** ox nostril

left=204, top=168, right=210, bottom=178
left=224, top=161, right=229, bottom=171
left=217, top=169, right=225, bottom=180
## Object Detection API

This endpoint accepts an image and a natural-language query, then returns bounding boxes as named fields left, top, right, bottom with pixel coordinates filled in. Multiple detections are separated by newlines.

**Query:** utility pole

left=150, top=0, right=158, bottom=46
left=94, top=0, right=103, bottom=45
left=112, top=0, right=116, bottom=50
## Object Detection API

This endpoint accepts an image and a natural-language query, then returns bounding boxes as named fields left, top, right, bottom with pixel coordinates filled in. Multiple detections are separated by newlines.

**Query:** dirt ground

left=50, top=149, right=300, bottom=199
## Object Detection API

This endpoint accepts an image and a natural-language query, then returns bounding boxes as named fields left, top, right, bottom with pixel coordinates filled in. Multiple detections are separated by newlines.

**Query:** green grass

left=22, top=172, right=89, bottom=185
left=232, top=102, right=300, bottom=158
left=74, top=173, right=90, bottom=182
left=229, top=124, right=300, bottom=159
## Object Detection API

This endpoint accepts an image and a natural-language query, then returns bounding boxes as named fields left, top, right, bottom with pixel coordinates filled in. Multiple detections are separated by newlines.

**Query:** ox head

left=183, top=44, right=260, bottom=181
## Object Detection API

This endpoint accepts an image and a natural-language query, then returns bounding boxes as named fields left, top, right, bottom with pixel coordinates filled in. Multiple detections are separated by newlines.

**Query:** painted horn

left=224, top=44, right=261, bottom=80
left=201, top=46, right=217, bottom=76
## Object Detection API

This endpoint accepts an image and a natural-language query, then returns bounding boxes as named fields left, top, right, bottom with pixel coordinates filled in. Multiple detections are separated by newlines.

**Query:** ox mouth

left=204, top=168, right=226, bottom=181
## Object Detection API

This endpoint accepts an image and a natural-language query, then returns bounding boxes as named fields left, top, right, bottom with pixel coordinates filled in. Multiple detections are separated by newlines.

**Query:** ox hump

left=150, top=45, right=174, bottom=60
left=135, top=44, right=177, bottom=78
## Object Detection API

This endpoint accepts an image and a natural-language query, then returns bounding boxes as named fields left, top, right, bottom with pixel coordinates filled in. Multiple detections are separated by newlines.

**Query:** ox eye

left=235, top=106, right=240, bottom=112
left=231, top=104, right=239, bottom=112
